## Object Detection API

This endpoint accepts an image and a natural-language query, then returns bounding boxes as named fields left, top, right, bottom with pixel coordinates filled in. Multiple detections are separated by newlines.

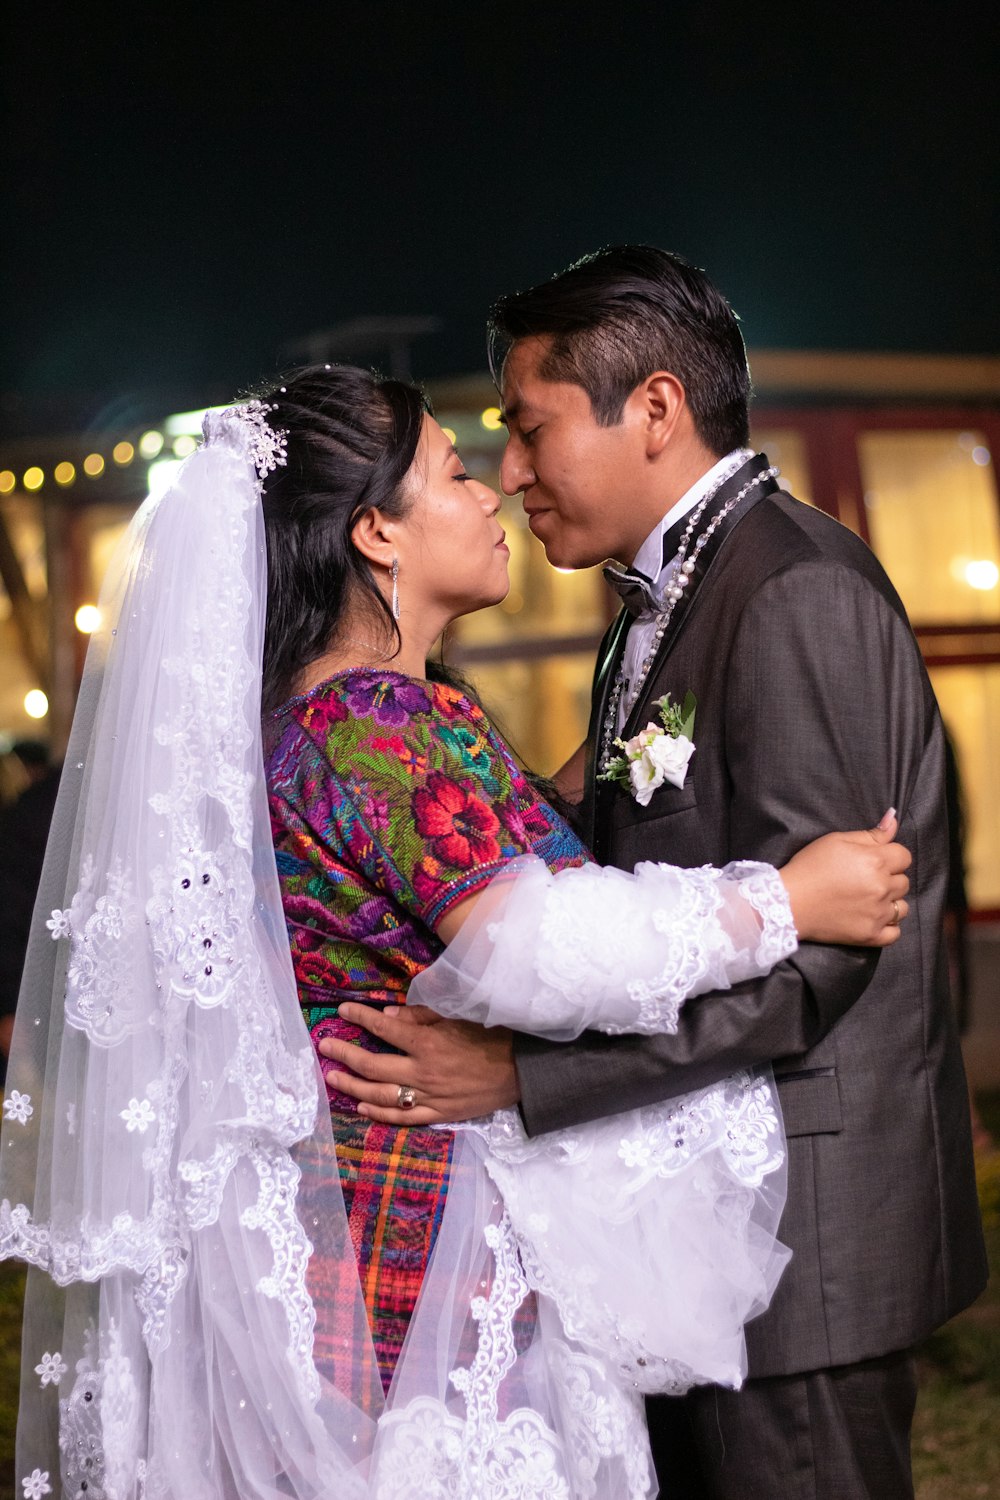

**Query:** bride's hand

left=780, top=810, right=911, bottom=947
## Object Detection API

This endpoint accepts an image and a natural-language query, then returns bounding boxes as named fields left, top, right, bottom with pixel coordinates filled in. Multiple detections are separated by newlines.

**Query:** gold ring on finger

left=397, top=1084, right=417, bottom=1109
left=891, top=899, right=900, bottom=926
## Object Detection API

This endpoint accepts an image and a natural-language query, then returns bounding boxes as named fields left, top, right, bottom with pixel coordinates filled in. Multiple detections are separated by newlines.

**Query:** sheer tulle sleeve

left=410, top=854, right=796, bottom=1397
left=409, top=854, right=797, bottom=1039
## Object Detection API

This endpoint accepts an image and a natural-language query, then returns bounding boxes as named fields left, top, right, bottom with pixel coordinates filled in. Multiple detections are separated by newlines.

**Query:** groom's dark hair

left=488, top=246, right=751, bottom=455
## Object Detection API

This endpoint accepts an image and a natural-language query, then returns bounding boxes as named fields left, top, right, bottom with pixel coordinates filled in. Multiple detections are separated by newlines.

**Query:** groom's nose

left=500, top=441, right=534, bottom=496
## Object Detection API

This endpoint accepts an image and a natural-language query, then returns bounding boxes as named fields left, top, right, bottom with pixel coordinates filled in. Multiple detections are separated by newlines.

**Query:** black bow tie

left=602, top=561, right=661, bottom=619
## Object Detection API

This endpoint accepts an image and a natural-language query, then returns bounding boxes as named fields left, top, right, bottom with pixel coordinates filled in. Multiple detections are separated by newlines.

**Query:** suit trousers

left=648, top=1350, right=918, bottom=1500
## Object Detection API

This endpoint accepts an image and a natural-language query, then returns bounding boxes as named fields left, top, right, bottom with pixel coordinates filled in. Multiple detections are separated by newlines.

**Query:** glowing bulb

left=172, top=434, right=197, bottom=457
left=75, top=604, right=102, bottom=634
left=441, top=427, right=457, bottom=444
left=83, top=453, right=105, bottom=478
left=23, top=467, right=44, bottom=491
left=54, top=461, right=76, bottom=486
left=0, top=470, right=15, bottom=494
left=139, top=430, right=164, bottom=459
left=146, top=457, right=183, bottom=500
left=480, top=407, right=504, bottom=432
left=24, top=689, right=48, bottom=720
left=113, top=441, right=135, bottom=466
left=965, top=560, right=999, bottom=591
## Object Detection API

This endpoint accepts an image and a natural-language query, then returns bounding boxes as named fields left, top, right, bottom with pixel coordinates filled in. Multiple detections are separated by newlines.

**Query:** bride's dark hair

left=257, top=363, right=428, bottom=713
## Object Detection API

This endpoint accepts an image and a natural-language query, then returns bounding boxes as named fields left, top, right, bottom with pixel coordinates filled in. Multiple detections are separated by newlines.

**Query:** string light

left=74, top=604, right=102, bottom=633
left=172, top=434, right=197, bottom=457
left=0, top=471, right=15, bottom=494
left=23, top=467, right=44, bottom=491
left=112, top=441, right=135, bottom=466
left=139, top=430, right=164, bottom=459
left=83, top=453, right=105, bottom=478
left=480, top=407, right=504, bottom=431
left=24, top=690, right=48, bottom=720
left=54, top=462, right=76, bottom=486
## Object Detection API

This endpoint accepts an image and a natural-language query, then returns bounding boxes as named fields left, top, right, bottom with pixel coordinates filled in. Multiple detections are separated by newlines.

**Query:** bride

left=0, top=364, right=909, bottom=1499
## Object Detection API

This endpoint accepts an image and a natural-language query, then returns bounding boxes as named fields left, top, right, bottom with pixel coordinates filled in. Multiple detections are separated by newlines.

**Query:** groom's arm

left=514, top=558, right=932, bottom=1136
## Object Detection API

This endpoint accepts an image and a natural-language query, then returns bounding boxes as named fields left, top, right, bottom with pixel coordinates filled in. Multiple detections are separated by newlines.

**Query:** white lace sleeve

left=409, top=854, right=796, bottom=1040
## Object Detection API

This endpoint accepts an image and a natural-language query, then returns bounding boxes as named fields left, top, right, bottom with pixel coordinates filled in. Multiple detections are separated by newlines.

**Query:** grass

left=913, top=1090, right=1000, bottom=1499
left=0, top=1098, right=995, bottom=1499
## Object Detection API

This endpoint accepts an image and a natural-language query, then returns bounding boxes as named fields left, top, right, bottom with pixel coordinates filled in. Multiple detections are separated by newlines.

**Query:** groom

left=322, top=247, right=987, bottom=1497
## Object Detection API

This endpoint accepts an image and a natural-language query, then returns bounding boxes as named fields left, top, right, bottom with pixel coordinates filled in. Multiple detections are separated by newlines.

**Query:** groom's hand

left=316, top=1004, right=520, bottom=1125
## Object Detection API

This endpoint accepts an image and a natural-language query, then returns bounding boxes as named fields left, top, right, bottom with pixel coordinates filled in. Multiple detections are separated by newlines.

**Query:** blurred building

left=2, top=351, right=999, bottom=916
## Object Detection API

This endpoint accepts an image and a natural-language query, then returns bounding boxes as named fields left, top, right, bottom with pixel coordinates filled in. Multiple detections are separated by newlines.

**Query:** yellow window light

left=113, top=441, right=135, bottom=466
left=23, top=467, right=44, bottom=491
left=54, top=461, right=76, bottom=486
left=24, top=689, right=49, bottom=720
left=83, top=453, right=105, bottom=478
left=139, top=430, right=164, bottom=459
left=480, top=407, right=504, bottom=431
left=74, top=604, right=103, bottom=634
left=0, top=470, right=16, bottom=494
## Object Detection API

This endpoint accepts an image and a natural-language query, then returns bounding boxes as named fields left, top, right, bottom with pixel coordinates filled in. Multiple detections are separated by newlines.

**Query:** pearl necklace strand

left=599, top=464, right=779, bottom=772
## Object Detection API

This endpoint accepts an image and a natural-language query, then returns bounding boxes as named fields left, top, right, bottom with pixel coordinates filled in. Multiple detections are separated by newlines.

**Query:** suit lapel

left=620, top=455, right=779, bottom=740
left=583, top=609, right=631, bottom=850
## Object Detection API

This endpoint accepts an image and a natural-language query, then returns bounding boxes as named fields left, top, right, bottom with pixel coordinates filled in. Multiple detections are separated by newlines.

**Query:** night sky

left=3, top=3, right=998, bottom=438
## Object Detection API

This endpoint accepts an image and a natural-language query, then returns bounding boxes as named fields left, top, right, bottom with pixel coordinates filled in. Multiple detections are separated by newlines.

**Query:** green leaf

left=679, top=690, right=697, bottom=741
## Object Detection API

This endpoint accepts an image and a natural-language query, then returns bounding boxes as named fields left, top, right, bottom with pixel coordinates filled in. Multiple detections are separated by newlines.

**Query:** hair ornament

left=213, top=399, right=289, bottom=481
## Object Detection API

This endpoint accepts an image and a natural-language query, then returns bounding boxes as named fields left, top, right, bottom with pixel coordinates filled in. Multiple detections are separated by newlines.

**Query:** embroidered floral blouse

left=265, top=669, right=589, bottom=1023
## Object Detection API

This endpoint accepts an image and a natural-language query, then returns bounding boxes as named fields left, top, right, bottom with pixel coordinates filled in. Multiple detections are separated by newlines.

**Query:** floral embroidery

left=266, top=669, right=586, bottom=1008
left=413, top=772, right=502, bottom=869
left=34, top=1352, right=67, bottom=1388
left=120, top=1097, right=156, bottom=1134
left=3, top=1090, right=33, bottom=1124
left=346, top=674, right=430, bottom=726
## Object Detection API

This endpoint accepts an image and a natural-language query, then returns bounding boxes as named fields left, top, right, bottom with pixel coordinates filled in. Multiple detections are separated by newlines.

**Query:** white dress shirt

left=616, top=448, right=753, bottom=731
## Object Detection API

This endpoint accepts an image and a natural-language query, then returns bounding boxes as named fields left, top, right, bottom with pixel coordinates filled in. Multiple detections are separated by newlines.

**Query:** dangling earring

left=391, top=557, right=400, bottom=620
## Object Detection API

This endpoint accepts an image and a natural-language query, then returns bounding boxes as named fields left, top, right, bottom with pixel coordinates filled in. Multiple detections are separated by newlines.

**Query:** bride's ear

left=351, top=506, right=399, bottom=569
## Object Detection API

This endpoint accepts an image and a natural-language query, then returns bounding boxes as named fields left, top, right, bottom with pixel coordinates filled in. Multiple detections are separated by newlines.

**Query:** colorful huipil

left=265, top=668, right=588, bottom=1389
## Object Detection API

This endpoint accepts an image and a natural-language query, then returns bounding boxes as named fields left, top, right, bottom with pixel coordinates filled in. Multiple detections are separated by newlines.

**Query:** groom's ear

left=634, top=371, right=688, bottom=458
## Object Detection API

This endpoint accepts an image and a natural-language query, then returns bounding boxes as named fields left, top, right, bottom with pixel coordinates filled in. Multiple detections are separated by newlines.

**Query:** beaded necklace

left=599, top=464, right=779, bottom=773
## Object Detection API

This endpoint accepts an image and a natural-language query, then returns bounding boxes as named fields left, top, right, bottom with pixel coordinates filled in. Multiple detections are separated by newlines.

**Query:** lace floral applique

left=3, top=1090, right=33, bottom=1124
left=372, top=1209, right=651, bottom=1499
left=120, top=1098, right=156, bottom=1134
left=61, top=857, right=144, bottom=1048
left=34, top=1352, right=67, bottom=1388
left=20, top=1470, right=52, bottom=1499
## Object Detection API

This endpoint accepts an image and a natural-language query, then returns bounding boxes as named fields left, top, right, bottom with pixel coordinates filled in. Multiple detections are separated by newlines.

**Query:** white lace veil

left=0, top=407, right=383, bottom=1498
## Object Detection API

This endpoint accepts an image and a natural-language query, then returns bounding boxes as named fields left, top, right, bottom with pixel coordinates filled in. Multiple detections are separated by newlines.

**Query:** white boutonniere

left=598, top=691, right=696, bottom=806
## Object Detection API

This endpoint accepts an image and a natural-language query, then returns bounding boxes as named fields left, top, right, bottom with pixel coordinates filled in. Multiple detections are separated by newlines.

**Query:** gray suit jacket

left=515, top=458, right=988, bottom=1378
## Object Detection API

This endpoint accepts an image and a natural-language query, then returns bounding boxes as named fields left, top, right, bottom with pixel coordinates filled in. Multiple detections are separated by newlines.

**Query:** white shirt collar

left=631, top=448, right=754, bottom=585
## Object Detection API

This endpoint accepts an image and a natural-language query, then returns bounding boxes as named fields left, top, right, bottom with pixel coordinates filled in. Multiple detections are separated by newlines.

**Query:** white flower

left=45, top=909, right=71, bottom=939
left=3, top=1090, right=33, bottom=1125
left=627, top=726, right=695, bottom=806
left=619, top=1137, right=651, bottom=1169
left=22, top=1471, right=52, bottom=1500
left=120, top=1097, right=156, bottom=1134
left=34, top=1351, right=67, bottom=1388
